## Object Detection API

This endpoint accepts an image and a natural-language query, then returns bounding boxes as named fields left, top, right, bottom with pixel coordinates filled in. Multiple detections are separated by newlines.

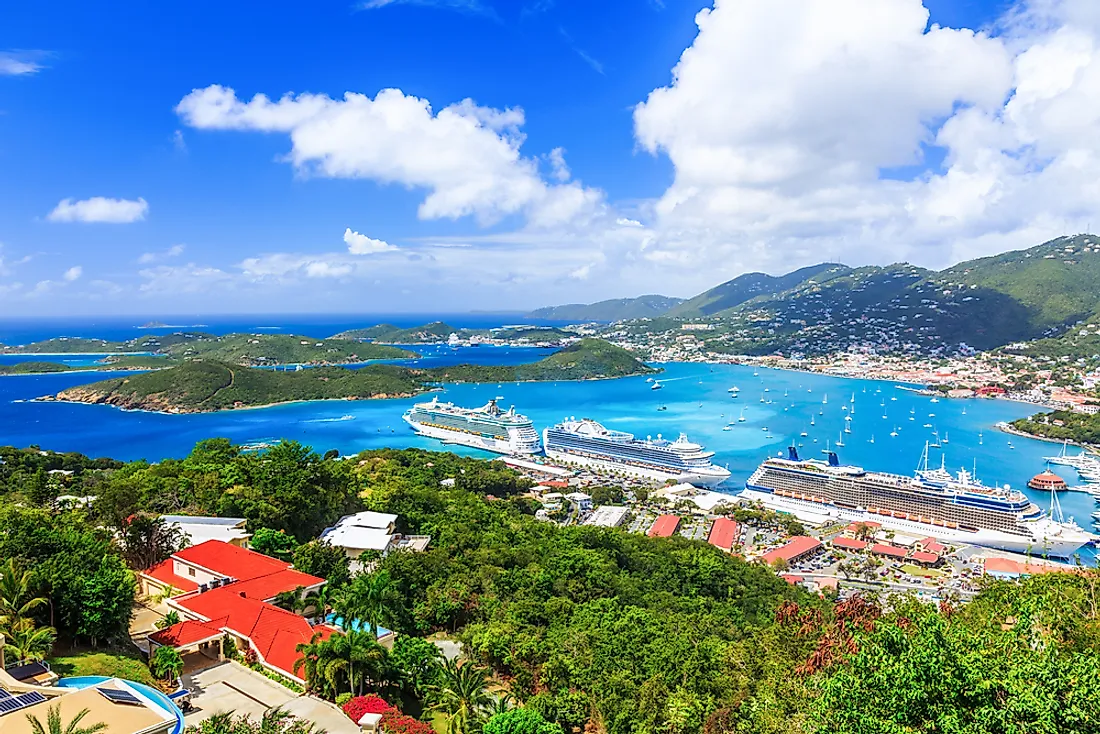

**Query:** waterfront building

left=760, top=536, right=823, bottom=566
left=647, top=515, right=681, bottom=538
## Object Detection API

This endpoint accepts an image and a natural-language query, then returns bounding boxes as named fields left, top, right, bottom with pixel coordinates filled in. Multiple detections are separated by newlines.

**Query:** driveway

left=182, top=661, right=297, bottom=725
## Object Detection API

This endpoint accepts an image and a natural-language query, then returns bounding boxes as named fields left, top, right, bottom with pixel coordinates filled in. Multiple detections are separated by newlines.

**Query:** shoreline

left=995, top=421, right=1099, bottom=452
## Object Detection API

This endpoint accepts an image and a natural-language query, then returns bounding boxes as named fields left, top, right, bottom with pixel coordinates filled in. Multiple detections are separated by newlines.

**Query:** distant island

left=0, top=355, right=170, bottom=375
left=46, top=338, right=655, bottom=413
left=330, top=321, right=457, bottom=343
left=525, top=295, right=685, bottom=322
left=2, top=332, right=415, bottom=367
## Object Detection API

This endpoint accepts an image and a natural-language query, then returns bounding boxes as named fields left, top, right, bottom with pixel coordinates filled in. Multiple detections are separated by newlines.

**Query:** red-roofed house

left=143, top=540, right=333, bottom=683
left=909, top=551, right=942, bottom=567
left=917, top=537, right=947, bottom=555
left=982, top=557, right=1077, bottom=579
left=707, top=517, right=740, bottom=552
left=870, top=543, right=908, bottom=559
left=831, top=536, right=869, bottom=552
left=844, top=521, right=881, bottom=537
left=761, top=536, right=822, bottom=566
left=648, top=515, right=681, bottom=538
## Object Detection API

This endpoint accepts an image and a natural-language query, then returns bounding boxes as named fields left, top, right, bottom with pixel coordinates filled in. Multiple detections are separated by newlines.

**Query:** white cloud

left=344, top=228, right=398, bottom=255
left=0, top=50, right=47, bottom=76
left=48, top=197, right=148, bottom=224
left=138, top=264, right=232, bottom=294
left=63, top=266, right=82, bottom=282
left=176, top=85, right=602, bottom=227
left=357, top=0, right=495, bottom=15
left=138, top=244, right=186, bottom=264
left=172, top=129, right=187, bottom=152
left=547, top=147, right=571, bottom=182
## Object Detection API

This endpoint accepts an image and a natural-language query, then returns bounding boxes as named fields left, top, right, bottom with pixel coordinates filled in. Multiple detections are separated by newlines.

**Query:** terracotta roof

left=761, top=536, right=822, bottom=564
left=149, top=619, right=224, bottom=647
left=174, top=539, right=291, bottom=580
left=831, top=537, right=869, bottom=551
left=983, top=557, right=1074, bottom=576
left=142, top=558, right=198, bottom=592
left=910, top=551, right=940, bottom=564
left=707, top=517, right=739, bottom=550
left=779, top=573, right=804, bottom=584
left=227, top=568, right=325, bottom=601
left=870, top=543, right=908, bottom=558
left=919, top=538, right=947, bottom=554
left=647, top=515, right=681, bottom=538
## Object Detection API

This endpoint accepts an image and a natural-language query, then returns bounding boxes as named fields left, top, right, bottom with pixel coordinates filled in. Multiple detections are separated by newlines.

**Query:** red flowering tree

left=343, top=694, right=395, bottom=722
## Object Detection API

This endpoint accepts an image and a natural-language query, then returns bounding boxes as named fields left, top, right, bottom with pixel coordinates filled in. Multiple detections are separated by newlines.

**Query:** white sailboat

left=738, top=408, right=746, bottom=422
left=836, top=432, right=845, bottom=447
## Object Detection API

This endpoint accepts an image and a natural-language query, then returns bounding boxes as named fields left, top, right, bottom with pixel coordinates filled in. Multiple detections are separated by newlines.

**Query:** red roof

left=870, top=543, right=908, bottom=559
left=149, top=619, right=223, bottom=647
left=983, top=557, right=1076, bottom=577
left=539, top=480, right=569, bottom=489
left=707, top=517, right=739, bottom=551
left=648, top=515, right=681, bottom=538
left=919, top=538, right=947, bottom=554
left=831, top=537, right=868, bottom=551
left=143, top=558, right=198, bottom=592
left=176, top=587, right=337, bottom=677
left=226, top=569, right=324, bottom=601
left=761, top=536, right=822, bottom=564
left=910, top=551, right=940, bottom=564
left=779, top=574, right=804, bottom=584
left=174, top=540, right=291, bottom=580
left=845, top=521, right=881, bottom=533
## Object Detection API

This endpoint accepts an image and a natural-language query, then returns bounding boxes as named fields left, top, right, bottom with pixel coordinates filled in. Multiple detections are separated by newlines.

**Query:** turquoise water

left=325, top=613, right=392, bottom=638
left=57, top=676, right=184, bottom=734
left=2, top=360, right=1097, bottom=548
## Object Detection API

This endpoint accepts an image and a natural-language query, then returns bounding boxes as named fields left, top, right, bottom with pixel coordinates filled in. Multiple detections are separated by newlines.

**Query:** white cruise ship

left=740, top=446, right=1096, bottom=557
left=403, top=397, right=542, bottom=455
left=542, top=418, right=731, bottom=487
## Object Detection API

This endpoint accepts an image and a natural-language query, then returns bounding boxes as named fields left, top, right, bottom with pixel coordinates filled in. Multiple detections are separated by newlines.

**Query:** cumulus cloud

left=138, top=264, right=233, bottom=294
left=63, top=266, right=82, bottom=282
left=48, top=197, right=148, bottom=224
left=344, top=228, right=397, bottom=255
left=138, top=244, right=186, bottom=264
left=176, top=85, right=602, bottom=226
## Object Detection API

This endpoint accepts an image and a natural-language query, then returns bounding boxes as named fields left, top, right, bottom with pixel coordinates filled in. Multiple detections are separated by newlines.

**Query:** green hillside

left=416, top=338, right=655, bottom=382
left=526, top=294, right=683, bottom=321
left=1, top=337, right=137, bottom=354
left=669, top=263, right=849, bottom=317
left=331, top=321, right=457, bottom=343
left=160, top=333, right=414, bottom=364
left=53, top=360, right=425, bottom=412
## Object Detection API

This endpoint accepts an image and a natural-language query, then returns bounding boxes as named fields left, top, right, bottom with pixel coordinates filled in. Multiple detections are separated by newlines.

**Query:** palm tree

left=294, top=632, right=339, bottom=698
left=154, top=610, right=182, bottom=630
left=150, top=645, right=185, bottom=681
left=324, top=629, right=394, bottom=696
left=426, top=658, right=493, bottom=734
left=24, top=706, right=106, bottom=734
left=4, top=622, right=57, bottom=663
left=298, top=584, right=334, bottom=620
left=336, top=571, right=397, bottom=638
left=0, top=558, right=47, bottom=630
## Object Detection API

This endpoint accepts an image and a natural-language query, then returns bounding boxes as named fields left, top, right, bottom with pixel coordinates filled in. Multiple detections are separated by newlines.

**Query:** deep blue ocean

left=0, top=315, right=1096, bottom=556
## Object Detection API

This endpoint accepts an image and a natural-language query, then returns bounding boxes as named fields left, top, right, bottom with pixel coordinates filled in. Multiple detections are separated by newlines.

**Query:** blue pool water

left=57, top=676, right=184, bottom=734
left=325, top=613, right=392, bottom=638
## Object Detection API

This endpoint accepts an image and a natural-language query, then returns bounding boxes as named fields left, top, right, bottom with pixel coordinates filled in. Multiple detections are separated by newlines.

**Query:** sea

left=0, top=315, right=1097, bottom=559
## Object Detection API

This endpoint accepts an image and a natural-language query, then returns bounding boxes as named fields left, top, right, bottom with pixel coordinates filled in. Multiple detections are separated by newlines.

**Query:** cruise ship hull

left=738, top=487, right=1091, bottom=557
left=404, top=417, right=540, bottom=456
left=545, top=448, right=730, bottom=487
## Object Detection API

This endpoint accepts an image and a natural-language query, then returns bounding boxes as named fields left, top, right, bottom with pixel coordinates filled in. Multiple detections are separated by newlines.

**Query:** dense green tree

left=483, top=708, right=562, bottom=734
left=3, top=623, right=57, bottom=662
left=0, top=558, right=48, bottom=629
left=390, top=636, right=443, bottom=698
left=119, top=513, right=188, bottom=570
left=337, top=570, right=399, bottom=637
left=150, top=646, right=185, bottom=681
left=184, top=709, right=319, bottom=734
left=251, top=528, right=299, bottom=562
left=426, top=658, right=494, bottom=734
left=292, top=541, right=351, bottom=587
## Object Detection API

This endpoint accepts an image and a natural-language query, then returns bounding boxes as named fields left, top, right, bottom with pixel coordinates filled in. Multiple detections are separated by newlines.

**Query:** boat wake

left=302, top=415, right=356, bottom=423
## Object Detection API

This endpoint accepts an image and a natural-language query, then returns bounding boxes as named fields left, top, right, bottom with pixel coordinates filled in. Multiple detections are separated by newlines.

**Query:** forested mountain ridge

left=526, top=295, right=685, bottom=321
left=669, top=263, right=850, bottom=318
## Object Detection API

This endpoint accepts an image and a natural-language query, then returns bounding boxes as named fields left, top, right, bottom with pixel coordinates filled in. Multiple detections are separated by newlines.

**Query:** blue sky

left=1, top=0, right=1090, bottom=315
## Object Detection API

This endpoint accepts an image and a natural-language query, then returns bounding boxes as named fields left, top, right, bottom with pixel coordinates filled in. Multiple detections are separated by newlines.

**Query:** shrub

left=380, top=711, right=434, bottom=734
left=343, top=694, right=394, bottom=722
left=484, top=708, right=564, bottom=734
left=149, top=646, right=184, bottom=681
left=335, top=693, right=353, bottom=707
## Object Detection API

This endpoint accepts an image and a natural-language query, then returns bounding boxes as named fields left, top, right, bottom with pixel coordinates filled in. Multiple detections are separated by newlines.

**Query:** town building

left=647, top=514, right=681, bottom=538
left=707, top=517, right=740, bottom=552
left=584, top=505, right=630, bottom=528
left=830, top=536, right=868, bottom=552
left=0, top=678, right=177, bottom=734
left=564, top=491, right=593, bottom=511
left=761, top=536, right=823, bottom=565
left=320, top=511, right=398, bottom=558
left=869, top=543, right=908, bottom=560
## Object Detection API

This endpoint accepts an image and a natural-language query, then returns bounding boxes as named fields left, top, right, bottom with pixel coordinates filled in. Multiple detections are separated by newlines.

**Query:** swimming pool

left=325, top=614, right=392, bottom=638
left=57, top=676, right=184, bottom=734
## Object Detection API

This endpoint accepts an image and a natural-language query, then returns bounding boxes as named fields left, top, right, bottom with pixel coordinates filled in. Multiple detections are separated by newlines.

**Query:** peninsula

left=47, top=338, right=654, bottom=413
left=1, top=332, right=416, bottom=367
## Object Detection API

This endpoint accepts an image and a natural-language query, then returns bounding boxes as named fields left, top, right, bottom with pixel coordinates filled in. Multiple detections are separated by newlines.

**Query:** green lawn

left=49, top=648, right=156, bottom=686
left=899, top=563, right=944, bottom=579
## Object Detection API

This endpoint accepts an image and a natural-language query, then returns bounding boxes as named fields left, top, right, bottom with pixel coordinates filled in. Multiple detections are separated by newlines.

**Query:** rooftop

left=869, top=543, right=908, bottom=559
left=707, top=517, right=739, bottom=551
left=162, top=515, right=250, bottom=546
left=761, top=536, right=822, bottom=564
left=647, top=514, right=681, bottom=538
left=0, top=680, right=171, bottom=734
left=831, top=536, right=868, bottom=551
left=174, top=540, right=290, bottom=581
